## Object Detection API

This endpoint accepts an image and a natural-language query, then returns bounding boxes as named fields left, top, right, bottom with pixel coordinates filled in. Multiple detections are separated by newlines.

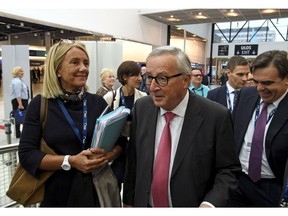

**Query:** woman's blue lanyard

left=57, top=98, right=88, bottom=150
left=120, top=87, right=134, bottom=110
left=120, top=87, right=126, bottom=107
left=254, top=100, right=277, bottom=127
left=226, top=88, right=233, bottom=112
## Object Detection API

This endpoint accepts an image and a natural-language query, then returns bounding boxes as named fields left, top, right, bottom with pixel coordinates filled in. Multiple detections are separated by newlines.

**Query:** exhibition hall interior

left=0, top=7, right=288, bottom=208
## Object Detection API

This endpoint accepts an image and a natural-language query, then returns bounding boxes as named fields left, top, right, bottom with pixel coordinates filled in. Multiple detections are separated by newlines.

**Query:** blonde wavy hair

left=42, top=40, right=89, bottom=98
left=99, top=68, right=114, bottom=86
left=11, top=66, right=23, bottom=78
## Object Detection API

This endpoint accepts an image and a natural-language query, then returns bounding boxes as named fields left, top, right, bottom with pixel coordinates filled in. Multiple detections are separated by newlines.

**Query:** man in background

left=139, top=66, right=149, bottom=94
left=207, top=55, right=250, bottom=112
left=189, top=68, right=210, bottom=97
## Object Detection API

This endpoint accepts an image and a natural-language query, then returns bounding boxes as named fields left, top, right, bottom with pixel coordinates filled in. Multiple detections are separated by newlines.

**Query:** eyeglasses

left=192, top=74, right=203, bottom=77
left=146, top=73, right=183, bottom=87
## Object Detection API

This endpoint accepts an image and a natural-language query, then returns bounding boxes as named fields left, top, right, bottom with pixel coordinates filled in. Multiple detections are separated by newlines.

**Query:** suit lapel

left=220, top=86, right=228, bottom=107
left=236, top=91, right=259, bottom=152
left=171, top=93, right=203, bottom=177
left=265, top=93, right=288, bottom=159
left=145, top=99, right=160, bottom=168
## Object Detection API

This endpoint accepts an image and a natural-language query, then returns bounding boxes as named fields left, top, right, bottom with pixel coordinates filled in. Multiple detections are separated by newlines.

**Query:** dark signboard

left=218, top=45, right=229, bottom=56
left=234, top=44, right=258, bottom=56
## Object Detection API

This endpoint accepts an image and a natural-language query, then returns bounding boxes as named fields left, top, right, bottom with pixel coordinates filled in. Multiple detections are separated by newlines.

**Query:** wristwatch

left=61, top=155, right=71, bottom=171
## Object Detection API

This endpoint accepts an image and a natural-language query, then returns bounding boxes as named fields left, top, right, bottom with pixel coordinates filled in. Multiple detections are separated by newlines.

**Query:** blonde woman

left=96, top=68, right=115, bottom=97
left=10, top=66, right=29, bottom=138
left=18, top=40, right=123, bottom=207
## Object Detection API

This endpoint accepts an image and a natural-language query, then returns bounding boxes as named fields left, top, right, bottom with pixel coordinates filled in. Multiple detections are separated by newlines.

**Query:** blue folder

left=91, top=106, right=130, bottom=152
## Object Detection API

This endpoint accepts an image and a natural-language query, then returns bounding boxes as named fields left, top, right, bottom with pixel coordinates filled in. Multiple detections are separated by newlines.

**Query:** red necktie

left=248, top=103, right=268, bottom=182
left=152, top=112, right=175, bottom=207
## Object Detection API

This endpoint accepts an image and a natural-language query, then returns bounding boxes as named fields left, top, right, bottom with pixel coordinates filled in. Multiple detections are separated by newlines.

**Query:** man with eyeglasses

left=189, top=69, right=210, bottom=97
left=207, top=55, right=250, bottom=112
left=230, top=50, right=288, bottom=207
left=123, top=46, right=241, bottom=207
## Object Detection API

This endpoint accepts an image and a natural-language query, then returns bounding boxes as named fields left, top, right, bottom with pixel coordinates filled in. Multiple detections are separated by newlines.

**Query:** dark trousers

left=11, top=98, right=28, bottom=138
left=229, top=172, right=282, bottom=207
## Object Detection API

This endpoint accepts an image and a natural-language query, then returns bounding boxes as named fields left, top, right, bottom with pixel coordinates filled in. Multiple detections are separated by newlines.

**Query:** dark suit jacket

left=207, top=85, right=227, bottom=108
left=233, top=87, right=288, bottom=184
left=123, top=91, right=241, bottom=207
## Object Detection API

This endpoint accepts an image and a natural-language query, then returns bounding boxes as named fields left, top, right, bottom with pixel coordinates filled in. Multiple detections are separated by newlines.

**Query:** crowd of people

left=10, top=39, right=288, bottom=208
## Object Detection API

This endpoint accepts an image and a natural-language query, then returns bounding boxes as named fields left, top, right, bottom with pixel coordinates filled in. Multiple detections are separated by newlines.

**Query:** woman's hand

left=69, top=148, right=108, bottom=173
left=103, top=145, right=123, bottom=162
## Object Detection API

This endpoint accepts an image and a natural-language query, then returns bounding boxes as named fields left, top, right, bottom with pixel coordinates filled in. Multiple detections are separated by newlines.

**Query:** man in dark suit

left=207, top=55, right=250, bottom=112
left=231, top=50, right=288, bottom=206
left=123, top=46, right=241, bottom=207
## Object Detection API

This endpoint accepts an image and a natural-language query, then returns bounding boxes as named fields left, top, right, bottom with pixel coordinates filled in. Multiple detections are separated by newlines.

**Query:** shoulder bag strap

left=40, top=95, right=48, bottom=137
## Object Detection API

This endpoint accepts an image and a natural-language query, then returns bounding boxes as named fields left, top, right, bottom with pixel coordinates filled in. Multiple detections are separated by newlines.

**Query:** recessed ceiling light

left=261, top=9, right=277, bottom=14
left=227, top=9, right=238, bottom=17
left=167, top=15, right=180, bottom=22
left=167, top=18, right=180, bottom=21
left=195, top=12, right=207, bottom=19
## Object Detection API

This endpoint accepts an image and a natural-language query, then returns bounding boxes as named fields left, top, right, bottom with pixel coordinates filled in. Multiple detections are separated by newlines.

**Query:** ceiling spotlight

left=167, top=15, right=180, bottom=22
left=227, top=9, right=238, bottom=17
left=195, top=12, right=207, bottom=19
left=262, top=9, right=277, bottom=14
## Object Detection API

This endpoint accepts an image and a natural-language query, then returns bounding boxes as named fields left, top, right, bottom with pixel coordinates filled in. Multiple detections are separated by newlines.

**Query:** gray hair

left=146, top=46, right=192, bottom=74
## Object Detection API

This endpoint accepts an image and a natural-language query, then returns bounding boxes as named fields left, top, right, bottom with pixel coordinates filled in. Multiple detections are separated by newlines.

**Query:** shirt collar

left=260, top=89, right=288, bottom=109
left=160, top=90, right=189, bottom=118
left=191, top=84, right=203, bottom=91
left=226, top=81, right=237, bottom=94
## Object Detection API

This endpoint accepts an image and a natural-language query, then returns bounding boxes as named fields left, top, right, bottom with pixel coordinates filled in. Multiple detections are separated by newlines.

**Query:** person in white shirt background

left=10, top=66, right=29, bottom=138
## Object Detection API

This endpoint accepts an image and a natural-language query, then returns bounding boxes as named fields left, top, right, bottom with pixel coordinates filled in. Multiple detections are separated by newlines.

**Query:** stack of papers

left=91, top=106, right=130, bottom=152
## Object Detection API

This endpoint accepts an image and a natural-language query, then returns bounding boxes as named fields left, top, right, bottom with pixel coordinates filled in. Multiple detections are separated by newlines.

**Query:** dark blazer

left=233, top=87, right=288, bottom=184
left=123, top=91, right=241, bottom=207
left=207, top=85, right=227, bottom=107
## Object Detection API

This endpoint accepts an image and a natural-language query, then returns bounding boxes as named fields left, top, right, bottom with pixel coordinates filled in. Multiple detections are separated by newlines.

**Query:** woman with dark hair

left=103, top=60, right=147, bottom=192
